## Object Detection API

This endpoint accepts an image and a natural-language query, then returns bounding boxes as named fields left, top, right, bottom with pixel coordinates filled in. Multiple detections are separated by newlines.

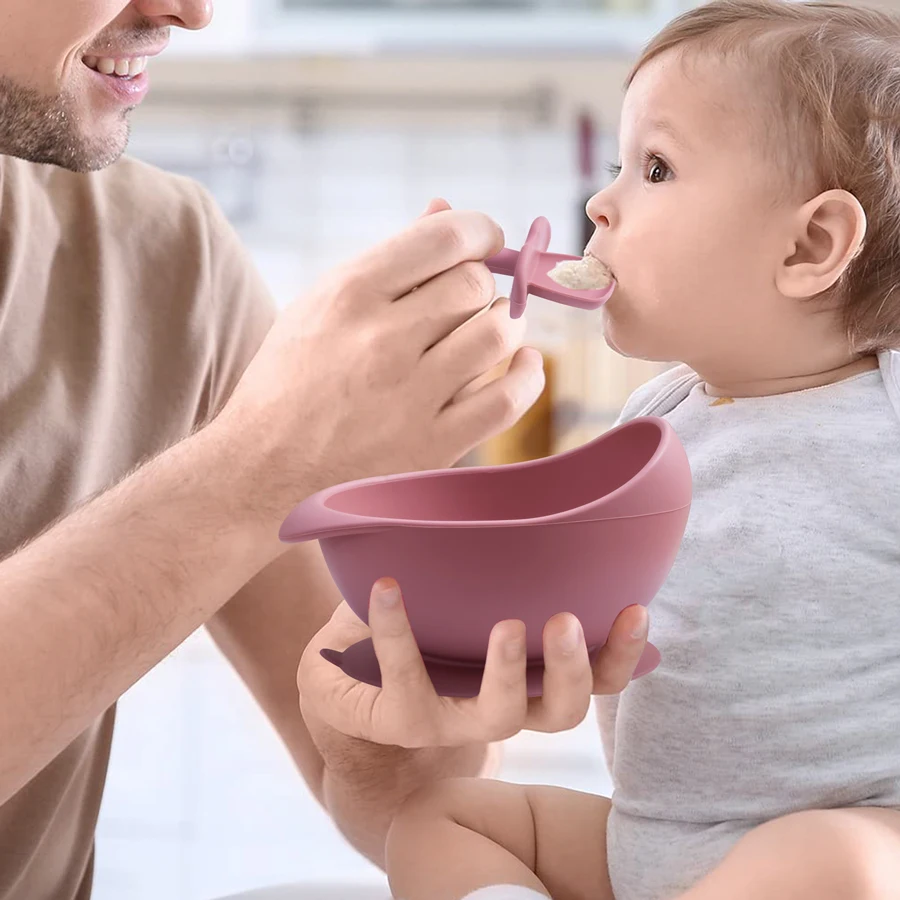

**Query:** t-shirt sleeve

left=194, top=183, right=278, bottom=422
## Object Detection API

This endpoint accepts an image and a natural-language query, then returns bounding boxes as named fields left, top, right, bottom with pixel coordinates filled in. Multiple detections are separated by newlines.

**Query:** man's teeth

left=83, top=56, right=148, bottom=78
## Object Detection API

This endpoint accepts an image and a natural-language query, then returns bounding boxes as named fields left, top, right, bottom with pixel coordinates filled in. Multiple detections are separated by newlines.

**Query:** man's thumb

left=419, top=197, right=452, bottom=218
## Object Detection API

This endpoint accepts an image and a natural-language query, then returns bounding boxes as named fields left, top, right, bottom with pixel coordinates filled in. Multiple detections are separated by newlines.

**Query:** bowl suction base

left=321, top=637, right=661, bottom=699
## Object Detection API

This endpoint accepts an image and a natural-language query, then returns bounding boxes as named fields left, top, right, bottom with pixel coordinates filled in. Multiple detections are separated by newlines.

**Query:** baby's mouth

left=585, top=251, right=615, bottom=283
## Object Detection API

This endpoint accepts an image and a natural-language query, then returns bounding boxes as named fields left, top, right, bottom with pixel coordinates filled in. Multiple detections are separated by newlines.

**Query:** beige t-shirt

left=0, top=153, right=277, bottom=899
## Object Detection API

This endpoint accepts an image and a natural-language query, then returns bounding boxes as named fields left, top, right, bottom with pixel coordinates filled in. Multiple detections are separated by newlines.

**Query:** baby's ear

left=776, top=189, right=866, bottom=299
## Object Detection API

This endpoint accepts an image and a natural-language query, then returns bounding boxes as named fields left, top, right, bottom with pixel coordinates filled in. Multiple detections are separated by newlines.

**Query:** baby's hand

left=297, top=578, right=650, bottom=748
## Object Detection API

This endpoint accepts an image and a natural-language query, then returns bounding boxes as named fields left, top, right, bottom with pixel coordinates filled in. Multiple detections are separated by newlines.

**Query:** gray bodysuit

left=596, top=350, right=900, bottom=900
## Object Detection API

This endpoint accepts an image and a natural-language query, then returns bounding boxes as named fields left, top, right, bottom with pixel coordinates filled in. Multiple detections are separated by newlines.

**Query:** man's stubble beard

left=0, top=74, right=130, bottom=172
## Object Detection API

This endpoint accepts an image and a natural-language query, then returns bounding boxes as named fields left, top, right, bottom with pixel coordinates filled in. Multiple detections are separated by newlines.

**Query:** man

left=0, top=1, right=650, bottom=898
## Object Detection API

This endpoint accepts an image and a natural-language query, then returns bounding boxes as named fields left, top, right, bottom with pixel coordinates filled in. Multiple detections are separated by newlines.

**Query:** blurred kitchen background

left=94, top=0, right=688, bottom=897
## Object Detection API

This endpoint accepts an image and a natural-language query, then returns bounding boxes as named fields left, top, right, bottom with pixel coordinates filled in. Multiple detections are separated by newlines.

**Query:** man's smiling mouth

left=82, top=56, right=148, bottom=79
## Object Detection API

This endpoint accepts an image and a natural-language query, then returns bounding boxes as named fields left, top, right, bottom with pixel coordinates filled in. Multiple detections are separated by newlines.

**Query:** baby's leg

left=678, top=807, right=900, bottom=900
left=385, top=776, right=613, bottom=900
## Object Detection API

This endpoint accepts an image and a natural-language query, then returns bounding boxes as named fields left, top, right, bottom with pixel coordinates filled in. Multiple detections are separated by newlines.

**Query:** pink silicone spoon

left=484, top=216, right=615, bottom=319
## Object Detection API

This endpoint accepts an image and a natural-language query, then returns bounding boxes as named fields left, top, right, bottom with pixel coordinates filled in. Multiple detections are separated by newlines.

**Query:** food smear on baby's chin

left=548, top=256, right=612, bottom=291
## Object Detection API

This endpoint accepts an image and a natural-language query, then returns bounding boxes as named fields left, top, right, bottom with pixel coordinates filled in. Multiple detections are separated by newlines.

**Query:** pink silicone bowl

left=280, top=416, right=692, bottom=697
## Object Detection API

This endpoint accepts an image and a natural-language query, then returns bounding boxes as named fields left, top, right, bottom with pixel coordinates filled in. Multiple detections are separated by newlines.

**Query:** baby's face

left=586, top=50, right=803, bottom=372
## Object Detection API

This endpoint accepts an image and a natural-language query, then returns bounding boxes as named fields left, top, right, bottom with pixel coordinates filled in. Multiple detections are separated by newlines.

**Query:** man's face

left=0, top=0, right=212, bottom=172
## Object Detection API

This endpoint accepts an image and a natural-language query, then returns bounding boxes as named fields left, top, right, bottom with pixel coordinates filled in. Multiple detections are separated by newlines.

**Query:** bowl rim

left=288, top=416, right=691, bottom=536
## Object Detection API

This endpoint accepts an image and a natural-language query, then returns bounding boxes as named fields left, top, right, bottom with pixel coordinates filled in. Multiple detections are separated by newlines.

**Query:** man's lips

left=83, top=42, right=169, bottom=58
left=80, top=39, right=168, bottom=84
left=80, top=39, right=169, bottom=71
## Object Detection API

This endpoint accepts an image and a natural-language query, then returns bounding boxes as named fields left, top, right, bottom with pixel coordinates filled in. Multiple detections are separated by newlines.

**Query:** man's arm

left=0, top=204, right=551, bottom=841
left=314, top=721, right=496, bottom=869
left=0, top=422, right=283, bottom=805
left=206, top=542, right=501, bottom=866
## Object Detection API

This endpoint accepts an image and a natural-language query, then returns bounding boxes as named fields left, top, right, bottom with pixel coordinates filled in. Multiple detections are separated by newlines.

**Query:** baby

left=383, top=1, right=900, bottom=899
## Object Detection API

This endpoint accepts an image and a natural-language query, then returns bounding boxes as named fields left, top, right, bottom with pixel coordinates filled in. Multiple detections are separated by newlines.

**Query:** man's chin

left=63, top=118, right=131, bottom=172
left=0, top=75, right=132, bottom=173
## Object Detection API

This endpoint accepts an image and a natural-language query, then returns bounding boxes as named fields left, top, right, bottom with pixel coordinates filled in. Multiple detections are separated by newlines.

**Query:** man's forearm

left=307, top=714, right=497, bottom=868
left=0, top=418, right=287, bottom=805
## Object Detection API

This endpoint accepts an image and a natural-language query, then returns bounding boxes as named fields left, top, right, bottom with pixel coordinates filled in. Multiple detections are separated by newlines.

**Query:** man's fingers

left=591, top=604, right=650, bottom=695
left=394, top=261, right=498, bottom=353
left=437, top=343, right=546, bottom=454
left=301, top=600, right=370, bottom=657
left=472, top=619, right=529, bottom=740
left=419, top=197, right=453, bottom=218
left=296, top=601, right=377, bottom=736
left=525, top=613, right=593, bottom=733
left=421, top=296, right=528, bottom=400
left=343, top=209, right=504, bottom=305
left=367, top=578, right=440, bottom=707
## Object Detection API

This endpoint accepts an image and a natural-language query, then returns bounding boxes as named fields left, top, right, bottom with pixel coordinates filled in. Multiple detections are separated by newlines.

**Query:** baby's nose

left=585, top=191, right=614, bottom=232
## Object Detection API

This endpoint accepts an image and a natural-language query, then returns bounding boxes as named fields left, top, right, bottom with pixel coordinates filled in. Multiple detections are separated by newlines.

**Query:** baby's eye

left=646, top=155, right=672, bottom=184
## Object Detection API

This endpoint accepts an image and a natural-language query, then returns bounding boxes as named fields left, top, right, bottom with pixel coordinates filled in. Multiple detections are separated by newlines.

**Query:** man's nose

left=131, top=0, right=213, bottom=30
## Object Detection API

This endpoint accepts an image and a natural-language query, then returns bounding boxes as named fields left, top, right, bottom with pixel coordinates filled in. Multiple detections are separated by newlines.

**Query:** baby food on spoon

left=548, top=255, right=613, bottom=291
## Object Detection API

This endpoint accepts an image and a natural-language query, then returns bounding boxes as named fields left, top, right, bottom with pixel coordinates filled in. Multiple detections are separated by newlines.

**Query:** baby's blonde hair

left=629, top=0, right=900, bottom=352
